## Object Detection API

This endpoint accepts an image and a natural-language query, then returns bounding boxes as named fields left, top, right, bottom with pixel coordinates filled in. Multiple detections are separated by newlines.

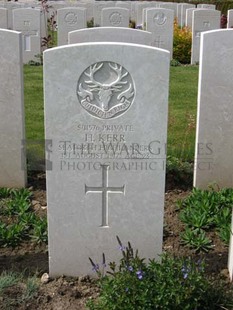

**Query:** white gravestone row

left=101, top=7, right=130, bottom=28
left=145, top=8, right=174, bottom=59
left=68, top=27, right=153, bottom=46
left=191, top=9, right=220, bottom=64
left=13, top=8, right=41, bottom=63
left=191, top=28, right=233, bottom=281
left=57, top=7, right=86, bottom=46
left=44, top=42, right=170, bottom=276
left=0, top=29, right=26, bottom=188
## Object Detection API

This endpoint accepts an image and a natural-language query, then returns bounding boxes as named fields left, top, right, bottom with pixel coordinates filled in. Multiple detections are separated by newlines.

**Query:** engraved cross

left=154, top=36, right=164, bottom=48
left=85, top=164, right=125, bottom=227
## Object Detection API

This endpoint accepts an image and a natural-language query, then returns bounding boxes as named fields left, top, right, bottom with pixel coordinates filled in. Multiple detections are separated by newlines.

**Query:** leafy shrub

left=0, top=188, right=47, bottom=247
left=173, top=19, right=192, bottom=64
left=166, top=156, right=193, bottom=189
left=87, top=237, right=232, bottom=310
left=178, top=187, right=233, bottom=250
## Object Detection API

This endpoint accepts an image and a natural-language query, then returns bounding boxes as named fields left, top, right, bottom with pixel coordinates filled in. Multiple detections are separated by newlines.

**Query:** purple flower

left=118, top=245, right=126, bottom=251
left=181, top=266, right=189, bottom=279
left=92, top=264, right=99, bottom=272
left=136, top=270, right=144, bottom=280
left=127, top=266, right=133, bottom=272
left=125, top=287, right=129, bottom=292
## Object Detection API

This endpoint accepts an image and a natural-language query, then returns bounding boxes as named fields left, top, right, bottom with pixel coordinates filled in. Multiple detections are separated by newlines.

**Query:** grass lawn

left=23, top=64, right=199, bottom=167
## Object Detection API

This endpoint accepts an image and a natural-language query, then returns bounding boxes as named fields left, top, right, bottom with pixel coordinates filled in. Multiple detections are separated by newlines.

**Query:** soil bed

left=0, top=172, right=231, bottom=309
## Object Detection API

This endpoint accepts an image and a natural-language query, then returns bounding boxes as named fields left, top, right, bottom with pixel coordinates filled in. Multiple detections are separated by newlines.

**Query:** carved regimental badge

left=77, top=62, right=135, bottom=119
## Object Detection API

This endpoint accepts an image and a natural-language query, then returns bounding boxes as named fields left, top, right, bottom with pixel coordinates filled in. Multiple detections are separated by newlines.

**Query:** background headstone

left=44, top=42, right=170, bottom=276
left=194, top=29, right=233, bottom=189
left=94, top=2, right=115, bottom=27
left=197, top=4, right=216, bottom=10
left=57, top=7, right=86, bottom=46
left=191, top=9, right=220, bottom=64
left=185, top=7, right=196, bottom=29
left=146, top=8, right=174, bottom=59
left=68, top=27, right=153, bottom=46
left=13, top=8, right=41, bottom=63
left=227, top=9, right=233, bottom=28
left=180, top=3, right=195, bottom=27
left=159, top=2, right=177, bottom=18
left=0, top=8, right=8, bottom=29
left=0, top=29, right=26, bottom=188
left=101, top=7, right=129, bottom=27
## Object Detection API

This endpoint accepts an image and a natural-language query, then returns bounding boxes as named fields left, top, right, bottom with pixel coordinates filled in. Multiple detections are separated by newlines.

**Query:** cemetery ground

left=1, top=64, right=233, bottom=309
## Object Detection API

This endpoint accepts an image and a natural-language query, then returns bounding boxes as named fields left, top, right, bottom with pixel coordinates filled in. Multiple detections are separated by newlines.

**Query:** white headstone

left=191, top=9, right=220, bottom=64
left=180, top=3, right=195, bottom=27
left=57, top=7, right=86, bottom=46
left=115, top=2, right=131, bottom=12
left=0, top=8, right=7, bottom=29
left=159, top=2, right=177, bottom=18
left=76, top=3, right=94, bottom=22
left=68, top=27, right=153, bottom=46
left=146, top=8, right=174, bottom=59
left=13, top=8, right=41, bottom=63
left=185, top=7, right=196, bottom=29
left=0, top=29, right=26, bottom=188
left=130, top=1, right=137, bottom=22
left=136, top=2, right=156, bottom=26
left=197, top=4, right=216, bottom=10
left=101, top=7, right=129, bottom=27
left=227, top=9, right=233, bottom=28
left=5, top=2, right=23, bottom=30
left=44, top=42, right=170, bottom=277
left=194, top=29, right=233, bottom=189
left=94, top=2, right=115, bottom=27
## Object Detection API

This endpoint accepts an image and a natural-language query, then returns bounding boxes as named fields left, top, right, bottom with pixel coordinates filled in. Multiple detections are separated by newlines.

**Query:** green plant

left=87, top=237, right=232, bottom=310
left=0, top=188, right=11, bottom=199
left=181, top=228, right=213, bottom=253
left=173, top=19, right=192, bottom=64
left=0, top=188, right=47, bottom=247
left=21, top=276, right=39, bottom=301
left=0, top=271, right=20, bottom=293
left=129, top=19, right=136, bottom=28
left=170, top=59, right=181, bottom=67
left=0, top=222, right=28, bottom=247
left=166, top=155, right=193, bottom=188
left=31, top=217, right=48, bottom=244
left=87, top=18, right=94, bottom=28
left=178, top=188, right=233, bottom=247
